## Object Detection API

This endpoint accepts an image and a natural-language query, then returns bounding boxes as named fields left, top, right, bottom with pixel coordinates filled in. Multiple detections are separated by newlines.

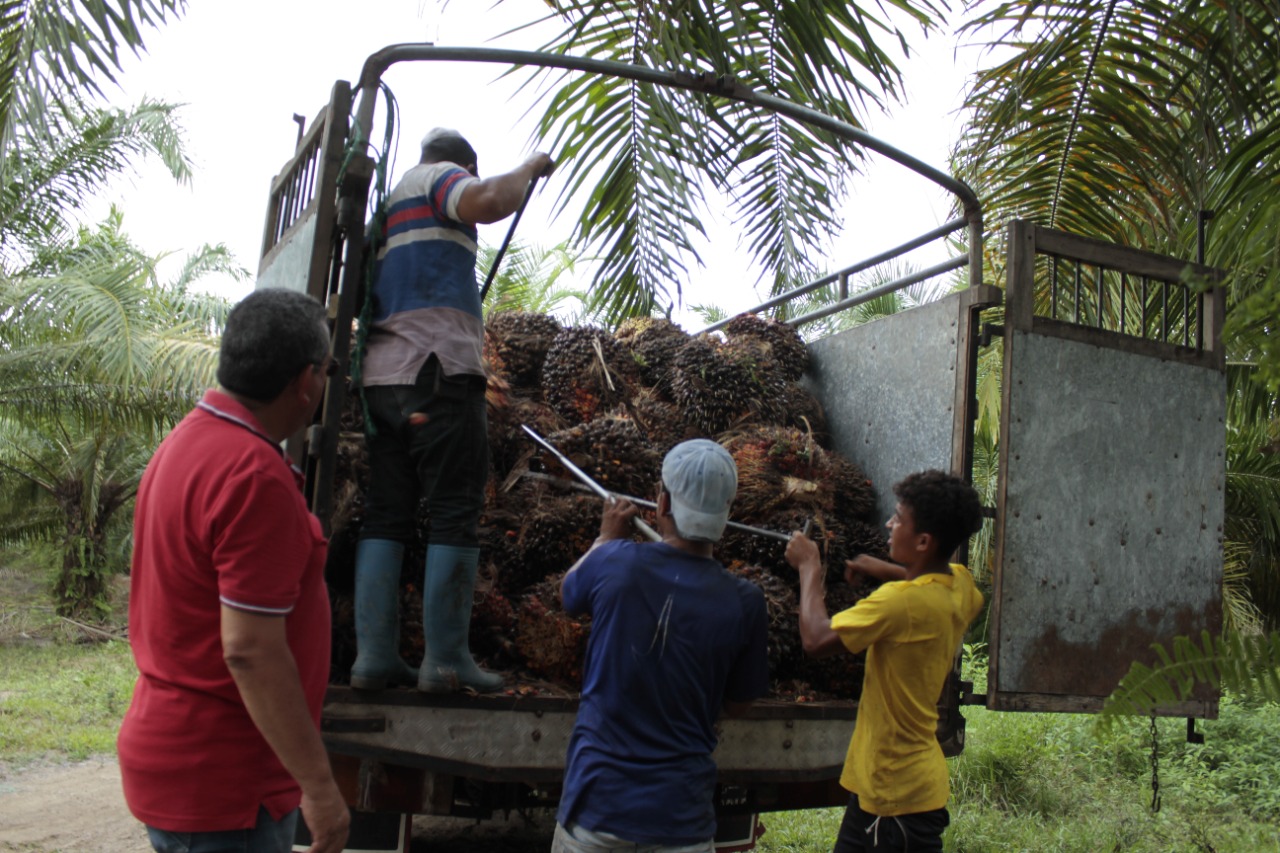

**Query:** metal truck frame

left=258, top=45, right=1225, bottom=840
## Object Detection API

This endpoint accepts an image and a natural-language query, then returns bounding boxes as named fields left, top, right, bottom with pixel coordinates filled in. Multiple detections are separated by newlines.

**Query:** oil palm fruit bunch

left=515, top=575, right=589, bottom=686
left=541, top=326, right=639, bottom=424
left=722, top=426, right=837, bottom=521
left=615, top=316, right=691, bottom=393
left=492, top=484, right=600, bottom=595
left=669, top=335, right=785, bottom=435
left=774, top=382, right=829, bottom=441
left=727, top=562, right=803, bottom=679
left=830, top=456, right=879, bottom=525
left=616, top=388, right=695, bottom=456
left=469, top=568, right=519, bottom=667
left=793, top=582, right=867, bottom=697
left=485, top=310, right=563, bottom=391
left=544, top=416, right=661, bottom=498
left=723, top=313, right=809, bottom=381
left=487, top=396, right=565, bottom=482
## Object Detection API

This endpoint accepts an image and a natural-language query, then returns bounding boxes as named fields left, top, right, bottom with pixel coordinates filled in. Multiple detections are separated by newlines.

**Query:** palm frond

left=1096, top=630, right=1280, bottom=734
left=0, top=0, right=185, bottom=160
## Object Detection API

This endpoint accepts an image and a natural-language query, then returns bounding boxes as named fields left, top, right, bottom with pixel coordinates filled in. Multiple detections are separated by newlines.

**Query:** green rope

left=341, top=82, right=399, bottom=437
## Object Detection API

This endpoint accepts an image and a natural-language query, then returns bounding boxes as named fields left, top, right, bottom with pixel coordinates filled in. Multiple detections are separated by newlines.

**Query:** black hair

left=421, top=128, right=477, bottom=170
left=893, top=470, right=984, bottom=559
left=216, top=288, right=328, bottom=402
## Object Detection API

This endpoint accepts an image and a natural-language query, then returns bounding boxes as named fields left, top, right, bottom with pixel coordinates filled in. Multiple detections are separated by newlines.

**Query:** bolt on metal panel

left=806, top=293, right=967, bottom=524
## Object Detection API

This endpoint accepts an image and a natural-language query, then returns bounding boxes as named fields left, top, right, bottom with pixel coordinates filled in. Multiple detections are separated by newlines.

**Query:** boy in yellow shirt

left=786, top=470, right=984, bottom=852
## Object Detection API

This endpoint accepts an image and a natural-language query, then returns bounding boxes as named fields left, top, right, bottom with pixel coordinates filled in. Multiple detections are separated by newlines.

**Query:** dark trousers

left=832, top=794, right=949, bottom=853
left=359, top=356, right=489, bottom=548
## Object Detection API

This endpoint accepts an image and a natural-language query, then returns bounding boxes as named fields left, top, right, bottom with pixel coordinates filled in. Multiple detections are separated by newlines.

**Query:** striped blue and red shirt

left=361, top=161, right=483, bottom=385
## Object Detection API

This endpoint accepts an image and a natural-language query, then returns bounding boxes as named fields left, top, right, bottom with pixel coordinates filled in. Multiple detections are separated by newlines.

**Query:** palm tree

left=955, top=0, right=1280, bottom=383
left=0, top=0, right=184, bottom=166
left=499, top=0, right=950, bottom=324
left=0, top=219, right=237, bottom=617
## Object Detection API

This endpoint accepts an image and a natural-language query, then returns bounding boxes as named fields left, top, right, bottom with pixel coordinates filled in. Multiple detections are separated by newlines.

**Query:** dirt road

left=0, top=758, right=555, bottom=852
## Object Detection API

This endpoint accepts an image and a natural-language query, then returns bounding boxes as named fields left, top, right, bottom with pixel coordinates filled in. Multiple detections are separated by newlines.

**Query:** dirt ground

left=0, top=758, right=555, bottom=852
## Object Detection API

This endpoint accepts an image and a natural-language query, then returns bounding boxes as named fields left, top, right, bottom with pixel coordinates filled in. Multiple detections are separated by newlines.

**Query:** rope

left=341, top=81, right=399, bottom=436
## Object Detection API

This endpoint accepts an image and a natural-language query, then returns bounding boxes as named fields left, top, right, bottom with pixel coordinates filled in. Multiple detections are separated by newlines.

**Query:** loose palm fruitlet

left=326, top=310, right=887, bottom=700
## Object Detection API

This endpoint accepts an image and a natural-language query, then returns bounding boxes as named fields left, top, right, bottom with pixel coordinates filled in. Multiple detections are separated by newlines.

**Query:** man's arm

left=845, top=553, right=908, bottom=583
left=455, top=152, right=555, bottom=224
left=221, top=607, right=350, bottom=853
left=784, top=532, right=846, bottom=658
left=560, top=497, right=638, bottom=602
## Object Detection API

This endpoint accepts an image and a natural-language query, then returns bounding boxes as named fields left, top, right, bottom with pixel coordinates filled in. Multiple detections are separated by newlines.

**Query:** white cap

left=662, top=439, right=738, bottom=543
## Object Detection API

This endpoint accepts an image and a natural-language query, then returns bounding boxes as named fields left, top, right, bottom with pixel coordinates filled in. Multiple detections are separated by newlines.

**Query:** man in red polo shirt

left=118, top=288, right=349, bottom=853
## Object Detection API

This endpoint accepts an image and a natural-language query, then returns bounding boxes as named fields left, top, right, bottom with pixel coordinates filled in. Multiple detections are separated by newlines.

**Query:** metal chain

left=1149, top=713, right=1162, bottom=813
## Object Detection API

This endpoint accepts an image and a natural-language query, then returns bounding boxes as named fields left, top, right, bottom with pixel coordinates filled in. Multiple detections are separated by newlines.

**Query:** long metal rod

left=521, top=425, right=662, bottom=542
left=700, top=217, right=968, bottom=334
left=784, top=255, right=968, bottom=328
left=353, top=46, right=981, bottom=215
left=520, top=471, right=792, bottom=542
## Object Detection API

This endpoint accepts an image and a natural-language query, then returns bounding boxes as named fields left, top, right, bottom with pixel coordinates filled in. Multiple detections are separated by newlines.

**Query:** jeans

left=145, top=806, right=298, bottom=853
left=552, top=821, right=714, bottom=853
left=832, top=795, right=949, bottom=853
left=360, top=356, right=489, bottom=547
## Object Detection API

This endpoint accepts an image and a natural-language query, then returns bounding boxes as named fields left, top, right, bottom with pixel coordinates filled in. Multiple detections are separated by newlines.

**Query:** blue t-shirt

left=557, top=540, right=769, bottom=845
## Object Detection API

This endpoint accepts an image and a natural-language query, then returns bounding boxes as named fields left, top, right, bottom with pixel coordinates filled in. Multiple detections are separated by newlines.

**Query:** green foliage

left=0, top=640, right=136, bottom=764
left=0, top=0, right=185, bottom=162
left=1097, top=631, right=1280, bottom=735
left=504, top=0, right=948, bottom=322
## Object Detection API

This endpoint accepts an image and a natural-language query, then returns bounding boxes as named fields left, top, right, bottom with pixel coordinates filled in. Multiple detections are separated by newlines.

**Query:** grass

left=0, top=640, right=136, bottom=765
left=757, top=654, right=1280, bottom=853
left=0, top=546, right=136, bottom=767
left=2, top=552, right=1279, bottom=851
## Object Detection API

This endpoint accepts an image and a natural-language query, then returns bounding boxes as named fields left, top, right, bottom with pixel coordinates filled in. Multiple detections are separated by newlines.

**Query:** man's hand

left=526, top=151, right=556, bottom=179
left=597, top=496, right=639, bottom=543
left=300, top=781, right=351, bottom=853
left=785, top=531, right=822, bottom=581
left=845, top=554, right=908, bottom=584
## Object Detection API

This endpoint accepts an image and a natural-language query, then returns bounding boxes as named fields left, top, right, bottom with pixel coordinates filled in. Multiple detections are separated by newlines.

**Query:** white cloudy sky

left=93, top=0, right=980, bottom=317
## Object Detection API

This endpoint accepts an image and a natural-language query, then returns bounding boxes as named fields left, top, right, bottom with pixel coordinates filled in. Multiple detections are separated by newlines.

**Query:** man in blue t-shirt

left=553, top=439, right=770, bottom=852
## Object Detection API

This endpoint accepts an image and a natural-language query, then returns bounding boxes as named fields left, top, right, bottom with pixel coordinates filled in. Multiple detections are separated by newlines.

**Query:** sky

left=94, top=0, right=980, bottom=321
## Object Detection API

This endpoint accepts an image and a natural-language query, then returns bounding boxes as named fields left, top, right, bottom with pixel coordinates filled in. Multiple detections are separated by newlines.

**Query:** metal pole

left=521, top=425, right=662, bottom=542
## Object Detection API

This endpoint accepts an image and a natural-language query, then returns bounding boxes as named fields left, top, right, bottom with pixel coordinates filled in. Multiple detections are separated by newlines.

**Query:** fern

left=1096, top=631, right=1280, bottom=735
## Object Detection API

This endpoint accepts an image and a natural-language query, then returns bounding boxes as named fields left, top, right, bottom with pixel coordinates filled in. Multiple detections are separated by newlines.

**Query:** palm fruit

left=723, top=313, right=809, bottom=381
left=543, top=416, right=661, bottom=499
left=669, top=335, right=787, bottom=436
left=541, top=326, right=640, bottom=425
left=469, top=566, right=519, bottom=667
left=722, top=426, right=837, bottom=521
left=774, top=382, right=829, bottom=442
left=793, top=581, right=867, bottom=698
left=514, top=575, right=589, bottom=686
left=485, top=311, right=564, bottom=391
left=615, top=316, right=691, bottom=394
left=831, top=455, right=878, bottom=524
left=490, top=483, right=600, bottom=596
left=618, top=387, right=696, bottom=456
left=727, top=562, right=803, bottom=679
left=487, top=396, right=566, bottom=483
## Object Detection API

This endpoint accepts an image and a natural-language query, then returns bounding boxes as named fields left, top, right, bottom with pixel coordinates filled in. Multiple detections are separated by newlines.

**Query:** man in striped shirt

left=353, top=129, right=553, bottom=693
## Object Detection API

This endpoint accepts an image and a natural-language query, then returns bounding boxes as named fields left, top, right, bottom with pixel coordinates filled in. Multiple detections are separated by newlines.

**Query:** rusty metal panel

left=806, top=293, right=969, bottom=523
left=991, top=328, right=1224, bottom=713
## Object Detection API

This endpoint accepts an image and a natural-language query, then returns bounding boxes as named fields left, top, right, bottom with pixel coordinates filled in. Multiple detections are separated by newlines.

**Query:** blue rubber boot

left=419, top=545, right=504, bottom=693
left=350, top=539, right=418, bottom=690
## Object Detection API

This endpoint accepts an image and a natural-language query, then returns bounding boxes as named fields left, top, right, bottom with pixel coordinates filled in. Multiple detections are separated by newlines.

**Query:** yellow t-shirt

left=831, top=564, right=983, bottom=816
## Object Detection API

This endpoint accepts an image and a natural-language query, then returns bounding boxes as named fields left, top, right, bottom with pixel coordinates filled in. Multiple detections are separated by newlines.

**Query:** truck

left=257, top=45, right=1226, bottom=852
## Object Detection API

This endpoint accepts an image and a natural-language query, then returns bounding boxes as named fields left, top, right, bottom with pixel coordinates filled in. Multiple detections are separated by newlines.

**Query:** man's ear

left=656, top=488, right=673, bottom=518
left=915, top=530, right=935, bottom=557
